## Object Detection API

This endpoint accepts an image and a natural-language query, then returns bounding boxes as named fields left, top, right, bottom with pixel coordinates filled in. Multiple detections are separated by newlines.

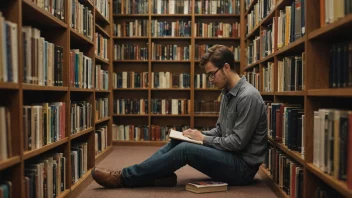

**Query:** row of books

left=194, top=22, right=240, bottom=38
left=260, top=24, right=274, bottom=58
left=151, top=20, right=192, bottom=37
left=277, top=54, right=304, bottom=91
left=194, top=73, right=216, bottom=89
left=194, top=100, right=220, bottom=114
left=114, top=99, right=149, bottom=115
left=113, top=71, right=149, bottom=88
left=151, top=99, right=191, bottom=115
left=113, top=19, right=148, bottom=37
left=0, top=107, right=11, bottom=161
left=263, top=146, right=304, bottom=197
left=267, top=103, right=304, bottom=155
left=313, top=109, right=352, bottom=187
left=246, top=36, right=260, bottom=64
left=195, top=0, right=240, bottom=14
left=69, top=0, right=94, bottom=41
left=152, top=0, right=192, bottom=14
left=22, top=26, right=64, bottom=86
left=95, top=65, right=109, bottom=90
left=243, top=68, right=260, bottom=91
left=71, top=142, right=88, bottom=184
left=320, top=0, right=352, bottom=27
left=151, top=72, right=191, bottom=88
left=95, top=33, right=109, bottom=61
left=262, top=62, right=274, bottom=92
left=69, top=49, right=93, bottom=89
left=29, top=0, right=65, bottom=22
left=113, top=44, right=148, bottom=60
left=246, top=0, right=276, bottom=35
left=329, top=41, right=352, bottom=88
left=95, top=126, right=108, bottom=155
left=195, top=44, right=239, bottom=60
left=112, top=124, right=190, bottom=141
left=0, top=12, right=18, bottom=83
left=113, top=0, right=149, bottom=14
left=70, top=101, right=93, bottom=135
left=25, top=153, right=66, bottom=198
left=152, top=43, right=191, bottom=60
left=96, top=0, right=110, bottom=20
left=95, top=98, right=109, bottom=121
left=23, top=103, right=66, bottom=151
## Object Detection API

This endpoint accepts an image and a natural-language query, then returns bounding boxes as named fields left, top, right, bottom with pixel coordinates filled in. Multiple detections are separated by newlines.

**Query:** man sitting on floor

left=91, top=44, right=268, bottom=188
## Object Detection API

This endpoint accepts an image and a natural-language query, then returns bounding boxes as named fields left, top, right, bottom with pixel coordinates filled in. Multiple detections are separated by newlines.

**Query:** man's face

left=204, top=62, right=227, bottom=89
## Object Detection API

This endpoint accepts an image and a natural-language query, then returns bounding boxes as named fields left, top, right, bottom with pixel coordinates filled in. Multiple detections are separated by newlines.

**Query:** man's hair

left=199, top=45, right=236, bottom=72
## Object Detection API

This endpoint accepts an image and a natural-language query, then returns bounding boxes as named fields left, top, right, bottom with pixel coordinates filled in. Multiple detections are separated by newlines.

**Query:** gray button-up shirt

left=202, top=76, right=268, bottom=166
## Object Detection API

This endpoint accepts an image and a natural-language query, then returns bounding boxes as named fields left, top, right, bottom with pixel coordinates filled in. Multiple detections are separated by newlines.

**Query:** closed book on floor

left=185, top=181, right=228, bottom=193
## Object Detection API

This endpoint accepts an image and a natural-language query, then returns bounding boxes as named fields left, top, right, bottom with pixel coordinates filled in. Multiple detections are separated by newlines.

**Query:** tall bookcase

left=243, top=0, right=352, bottom=198
left=0, top=0, right=113, bottom=197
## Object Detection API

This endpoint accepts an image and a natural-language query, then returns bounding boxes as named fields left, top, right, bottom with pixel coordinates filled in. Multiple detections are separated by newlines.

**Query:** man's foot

left=91, top=167, right=125, bottom=188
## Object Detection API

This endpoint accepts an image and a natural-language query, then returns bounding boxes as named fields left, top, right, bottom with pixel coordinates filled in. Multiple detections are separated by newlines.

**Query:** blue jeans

left=122, top=139, right=259, bottom=187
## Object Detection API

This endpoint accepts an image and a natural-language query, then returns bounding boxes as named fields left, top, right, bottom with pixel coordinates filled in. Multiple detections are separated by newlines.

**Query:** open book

left=169, top=129, right=203, bottom=145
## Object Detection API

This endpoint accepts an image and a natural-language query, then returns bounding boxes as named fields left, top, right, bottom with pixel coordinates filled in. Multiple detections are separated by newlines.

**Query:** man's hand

left=182, top=129, right=205, bottom=142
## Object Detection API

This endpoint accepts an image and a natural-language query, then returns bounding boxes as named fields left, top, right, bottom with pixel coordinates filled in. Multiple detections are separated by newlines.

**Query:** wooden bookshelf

left=0, top=0, right=114, bottom=197
left=244, top=0, right=352, bottom=197
left=258, top=165, right=289, bottom=198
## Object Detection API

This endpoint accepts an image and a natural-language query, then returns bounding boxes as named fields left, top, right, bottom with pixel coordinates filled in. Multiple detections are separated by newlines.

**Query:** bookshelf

left=243, top=0, right=352, bottom=197
left=0, top=0, right=113, bottom=197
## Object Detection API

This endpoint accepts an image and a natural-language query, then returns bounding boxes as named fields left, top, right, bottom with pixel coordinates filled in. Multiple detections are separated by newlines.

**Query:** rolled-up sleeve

left=203, top=94, right=261, bottom=151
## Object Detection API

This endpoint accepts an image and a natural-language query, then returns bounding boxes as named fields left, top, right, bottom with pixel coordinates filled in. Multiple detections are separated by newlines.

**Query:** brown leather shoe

left=91, top=167, right=125, bottom=188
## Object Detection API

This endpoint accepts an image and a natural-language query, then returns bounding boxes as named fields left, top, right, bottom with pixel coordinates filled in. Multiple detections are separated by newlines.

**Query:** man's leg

left=122, top=142, right=258, bottom=187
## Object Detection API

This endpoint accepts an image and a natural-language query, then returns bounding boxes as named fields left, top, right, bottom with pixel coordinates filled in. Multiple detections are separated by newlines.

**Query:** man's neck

left=225, top=72, right=241, bottom=92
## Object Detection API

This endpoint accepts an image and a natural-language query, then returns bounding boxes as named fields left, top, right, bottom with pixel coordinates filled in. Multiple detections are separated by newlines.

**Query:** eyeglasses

left=206, top=68, right=221, bottom=79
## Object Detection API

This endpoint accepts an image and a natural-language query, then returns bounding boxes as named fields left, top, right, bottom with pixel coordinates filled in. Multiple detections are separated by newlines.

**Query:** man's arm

left=201, top=118, right=221, bottom=137
left=202, top=94, right=263, bottom=151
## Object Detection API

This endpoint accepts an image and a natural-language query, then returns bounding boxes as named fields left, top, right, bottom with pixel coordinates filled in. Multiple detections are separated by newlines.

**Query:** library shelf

left=307, top=88, right=352, bottom=97
left=194, top=14, right=240, bottom=17
left=151, top=88, right=191, bottom=91
left=151, top=14, right=192, bottom=17
left=246, top=23, right=260, bottom=39
left=70, top=128, right=95, bottom=140
left=308, top=14, right=352, bottom=40
left=95, top=24, right=111, bottom=38
left=70, top=28, right=94, bottom=45
left=151, top=60, right=191, bottom=63
left=95, top=89, right=110, bottom=93
left=260, top=7, right=276, bottom=26
left=81, top=0, right=94, bottom=8
left=194, top=37, right=240, bottom=40
left=0, top=156, right=21, bottom=171
left=95, top=146, right=113, bottom=164
left=22, top=84, right=68, bottom=91
left=113, top=140, right=168, bottom=146
left=113, top=36, right=149, bottom=40
left=113, top=114, right=149, bottom=117
left=57, top=189, right=70, bottom=198
left=150, top=114, right=191, bottom=117
left=258, top=165, right=289, bottom=198
left=113, top=60, right=148, bottom=63
left=260, top=92, right=275, bottom=96
left=22, top=0, right=67, bottom=28
left=95, top=117, right=110, bottom=124
left=113, top=88, right=148, bottom=91
left=0, top=82, right=19, bottom=89
left=245, top=0, right=258, bottom=16
left=194, top=114, right=219, bottom=117
left=113, top=14, right=149, bottom=17
left=245, top=60, right=260, bottom=70
left=95, top=55, right=110, bottom=64
left=274, top=37, right=305, bottom=57
left=95, top=8, right=110, bottom=25
left=275, top=91, right=305, bottom=96
left=70, top=168, right=93, bottom=198
left=306, top=163, right=352, bottom=198
left=268, top=138, right=305, bottom=166
left=260, top=53, right=275, bottom=63
left=69, top=87, right=94, bottom=92
left=23, top=137, right=69, bottom=160
left=151, top=37, right=191, bottom=40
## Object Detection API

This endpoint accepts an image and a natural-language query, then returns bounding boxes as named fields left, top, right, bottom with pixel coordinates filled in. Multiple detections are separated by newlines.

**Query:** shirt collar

left=222, top=76, right=246, bottom=97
